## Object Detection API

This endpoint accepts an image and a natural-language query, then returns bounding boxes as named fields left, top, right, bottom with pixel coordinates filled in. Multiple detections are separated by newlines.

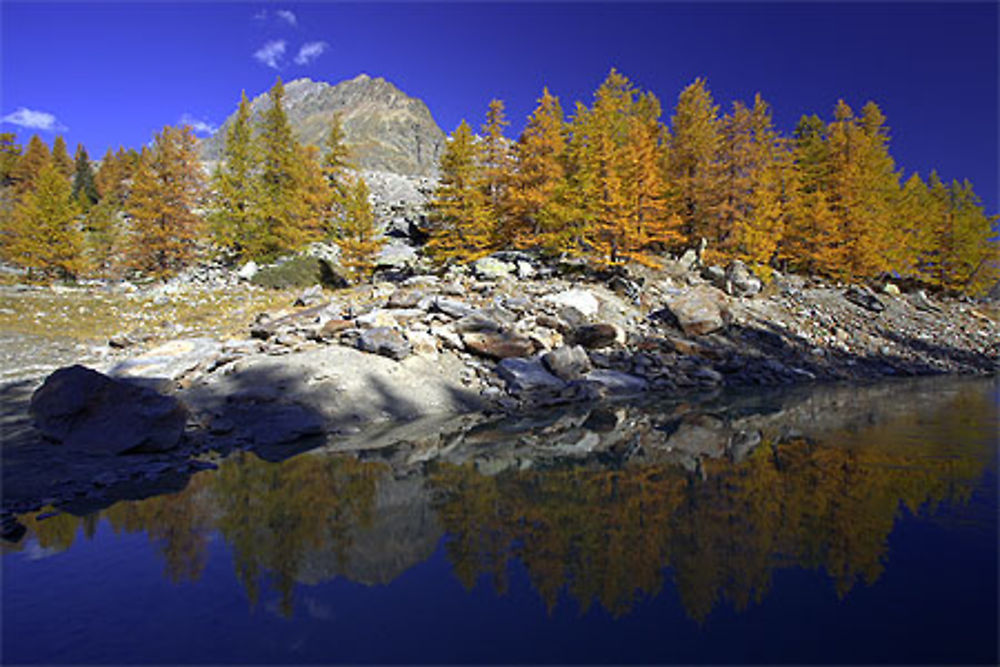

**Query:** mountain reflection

left=8, top=378, right=996, bottom=622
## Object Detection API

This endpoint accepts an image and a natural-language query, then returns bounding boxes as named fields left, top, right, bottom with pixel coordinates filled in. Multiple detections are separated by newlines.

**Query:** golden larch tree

left=126, top=125, right=204, bottom=277
left=336, top=176, right=382, bottom=282
left=507, top=87, right=571, bottom=251
left=427, top=119, right=494, bottom=262
left=6, top=163, right=84, bottom=281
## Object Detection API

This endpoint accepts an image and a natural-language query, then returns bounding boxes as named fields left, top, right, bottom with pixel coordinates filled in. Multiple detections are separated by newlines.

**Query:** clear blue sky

left=2, top=2, right=997, bottom=213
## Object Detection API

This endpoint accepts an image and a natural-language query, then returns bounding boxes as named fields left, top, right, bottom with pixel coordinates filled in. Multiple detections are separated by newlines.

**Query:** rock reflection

left=7, top=378, right=995, bottom=622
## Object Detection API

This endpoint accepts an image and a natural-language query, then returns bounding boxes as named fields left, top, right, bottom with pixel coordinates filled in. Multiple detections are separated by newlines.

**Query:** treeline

left=427, top=69, right=998, bottom=293
left=0, top=78, right=379, bottom=282
left=2, top=71, right=996, bottom=294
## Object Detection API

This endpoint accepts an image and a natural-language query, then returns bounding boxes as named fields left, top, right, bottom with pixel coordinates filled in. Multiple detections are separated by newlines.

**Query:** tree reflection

left=211, top=451, right=384, bottom=616
left=7, top=381, right=994, bottom=622
left=430, top=387, right=995, bottom=622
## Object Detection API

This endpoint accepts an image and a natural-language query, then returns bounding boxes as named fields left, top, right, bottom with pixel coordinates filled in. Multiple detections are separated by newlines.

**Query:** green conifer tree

left=71, top=144, right=99, bottom=209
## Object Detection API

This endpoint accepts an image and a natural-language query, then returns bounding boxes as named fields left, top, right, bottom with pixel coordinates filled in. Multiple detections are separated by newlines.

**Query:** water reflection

left=7, top=378, right=996, bottom=623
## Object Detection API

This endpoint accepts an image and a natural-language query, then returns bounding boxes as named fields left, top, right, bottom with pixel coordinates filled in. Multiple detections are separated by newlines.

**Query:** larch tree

left=336, top=176, right=382, bottom=282
left=427, top=119, right=493, bottom=262
left=480, top=99, right=514, bottom=243
left=322, top=113, right=352, bottom=199
left=620, top=90, right=682, bottom=264
left=71, top=144, right=99, bottom=209
left=666, top=78, right=722, bottom=244
left=565, top=69, right=633, bottom=264
left=781, top=115, right=842, bottom=276
left=6, top=163, right=83, bottom=281
left=891, top=173, right=939, bottom=279
left=126, top=125, right=204, bottom=277
left=716, top=94, right=789, bottom=267
left=210, top=91, right=260, bottom=260
left=929, top=179, right=999, bottom=293
left=12, top=135, right=51, bottom=194
left=253, top=78, right=325, bottom=259
left=506, top=87, right=570, bottom=251
left=0, top=133, right=21, bottom=188
left=51, top=136, right=74, bottom=179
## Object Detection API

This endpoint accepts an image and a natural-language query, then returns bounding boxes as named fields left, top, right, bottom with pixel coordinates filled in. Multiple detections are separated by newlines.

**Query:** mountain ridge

left=199, top=73, right=446, bottom=178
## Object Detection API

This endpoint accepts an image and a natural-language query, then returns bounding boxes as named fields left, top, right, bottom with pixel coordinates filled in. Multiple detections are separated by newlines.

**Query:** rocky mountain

left=200, top=74, right=446, bottom=177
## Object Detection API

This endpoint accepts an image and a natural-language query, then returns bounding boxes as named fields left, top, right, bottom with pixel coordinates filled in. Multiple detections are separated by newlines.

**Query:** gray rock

left=387, top=288, right=425, bottom=309
left=294, top=284, right=325, bottom=307
left=358, top=327, right=411, bottom=361
left=462, top=331, right=535, bottom=360
left=516, top=261, right=536, bottom=279
left=571, top=323, right=622, bottom=349
left=725, top=260, right=762, bottom=297
left=453, top=313, right=502, bottom=334
left=376, top=242, right=419, bottom=270
left=678, top=248, right=700, bottom=271
left=543, top=289, right=600, bottom=318
left=911, top=289, right=942, bottom=313
left=701, top=264, right=726, bottom=288
left=432, top=297, right=479, bottom=320
left=542, top=345, right=592, bottom=381
left=473, top=256, right=515, bottom=280
left=883, top=282, right=901, bottom=297
left=844, top=285, right=885, bottom=313
left=110, top=338, right=222, bottom=381
left=30, top=365, right=187, bottom=455
left=663, top=286, right=728, bottom=336
left=496, top=358, right=567, bottom=395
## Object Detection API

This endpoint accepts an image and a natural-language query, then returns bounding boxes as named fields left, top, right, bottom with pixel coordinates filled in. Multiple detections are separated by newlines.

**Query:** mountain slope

left=200, top=74, right=446, bottom=177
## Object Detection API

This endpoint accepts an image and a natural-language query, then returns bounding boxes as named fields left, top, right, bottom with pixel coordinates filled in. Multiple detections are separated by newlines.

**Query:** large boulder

left=663, top=286, right=728, bottom=337
left=30, top=365, right=187, bottom=455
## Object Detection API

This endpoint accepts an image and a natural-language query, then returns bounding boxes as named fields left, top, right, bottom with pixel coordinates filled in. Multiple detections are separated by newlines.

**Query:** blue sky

left=2, top=2, right=997, bottom=212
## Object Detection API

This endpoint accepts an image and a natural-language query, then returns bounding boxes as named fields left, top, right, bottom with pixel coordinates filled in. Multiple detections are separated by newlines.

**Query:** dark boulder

left=30, top=365, right=187, bottom=455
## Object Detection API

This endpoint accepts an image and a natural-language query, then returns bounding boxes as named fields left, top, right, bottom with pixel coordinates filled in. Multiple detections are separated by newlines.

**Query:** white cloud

left=276, top=10, right=297, bottom=27
left=179, top=114, right=218, bottom=135
left=1, top=107, right=68, bottom=132
left=253, top=40, right=286, bottom=69
left=294, top=41, right=328, bottom=65
left=252, top=10, right=267, bottom=21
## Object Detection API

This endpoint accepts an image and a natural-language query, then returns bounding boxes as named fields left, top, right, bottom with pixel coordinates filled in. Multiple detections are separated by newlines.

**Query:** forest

left=1, top=70, right=996, bottom=294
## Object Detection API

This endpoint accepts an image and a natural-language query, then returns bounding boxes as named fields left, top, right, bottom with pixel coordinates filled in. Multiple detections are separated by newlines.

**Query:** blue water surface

left=3, top=378, right=997, bottom=664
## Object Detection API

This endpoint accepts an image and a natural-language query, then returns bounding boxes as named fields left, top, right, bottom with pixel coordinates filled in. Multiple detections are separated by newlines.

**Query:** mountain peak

left=201, top=74, right=445, bottom=177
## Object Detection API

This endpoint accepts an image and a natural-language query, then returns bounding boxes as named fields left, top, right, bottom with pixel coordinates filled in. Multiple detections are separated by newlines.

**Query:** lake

left=3, top=376, right=997, bottom=664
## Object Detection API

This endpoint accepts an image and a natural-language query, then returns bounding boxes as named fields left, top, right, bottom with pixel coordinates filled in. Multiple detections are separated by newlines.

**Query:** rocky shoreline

left=1, top=252, right=998, bottom=523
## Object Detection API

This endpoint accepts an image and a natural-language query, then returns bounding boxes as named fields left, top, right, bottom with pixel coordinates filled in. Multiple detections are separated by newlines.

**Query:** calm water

left=3, top=377, right=997, bottom=664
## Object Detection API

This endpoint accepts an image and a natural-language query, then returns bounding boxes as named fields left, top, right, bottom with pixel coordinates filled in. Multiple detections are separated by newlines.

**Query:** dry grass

left=0, top=284, right=299, bottom=345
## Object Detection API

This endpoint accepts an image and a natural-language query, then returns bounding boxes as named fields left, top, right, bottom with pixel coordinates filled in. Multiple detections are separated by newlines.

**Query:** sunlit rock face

left=199, top=74, right=446, bottom=177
